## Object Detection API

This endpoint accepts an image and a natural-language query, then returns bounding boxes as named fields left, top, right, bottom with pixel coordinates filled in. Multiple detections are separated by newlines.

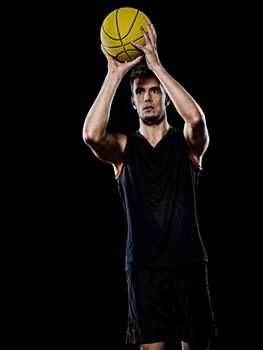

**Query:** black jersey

left=116, top=127, right=208, bottom=271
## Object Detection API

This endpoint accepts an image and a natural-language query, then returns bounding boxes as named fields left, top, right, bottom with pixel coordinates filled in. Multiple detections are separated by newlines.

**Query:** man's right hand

left=101, top=44, right=144, bottom=77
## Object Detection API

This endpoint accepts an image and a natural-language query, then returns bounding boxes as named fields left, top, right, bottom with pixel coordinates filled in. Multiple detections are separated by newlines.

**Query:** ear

left=131, top=97, right=137, bottom=110
left=165, top=95, right=171, bottom=106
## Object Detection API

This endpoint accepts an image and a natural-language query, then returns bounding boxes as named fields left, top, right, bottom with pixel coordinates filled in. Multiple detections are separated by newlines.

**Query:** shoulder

left=112, top=133, right=127, bottom=152
left=172, top=127, right=187, bottom=145
left=123, top=130, right=140, bottom=146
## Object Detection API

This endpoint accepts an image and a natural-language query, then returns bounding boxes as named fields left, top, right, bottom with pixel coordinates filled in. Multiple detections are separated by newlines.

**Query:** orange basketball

left=100, top=7, right=150, bottom=62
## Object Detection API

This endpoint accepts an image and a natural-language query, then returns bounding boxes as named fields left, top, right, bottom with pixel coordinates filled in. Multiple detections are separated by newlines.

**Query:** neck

left=139, top=120, right=171, bottom=147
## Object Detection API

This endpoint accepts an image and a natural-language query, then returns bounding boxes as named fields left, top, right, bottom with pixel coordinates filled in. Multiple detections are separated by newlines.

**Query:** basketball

left=100, top=7, right=150, bottom=62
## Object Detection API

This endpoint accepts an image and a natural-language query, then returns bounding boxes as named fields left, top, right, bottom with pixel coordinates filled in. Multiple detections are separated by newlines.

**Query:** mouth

left=143, top=106, right=154, bottom=112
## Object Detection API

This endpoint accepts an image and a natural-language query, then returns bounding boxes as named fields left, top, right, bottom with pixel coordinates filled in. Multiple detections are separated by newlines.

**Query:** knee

left=140, top=343, right=166, bottom=350
left=182, top=340, right=210, bottom=350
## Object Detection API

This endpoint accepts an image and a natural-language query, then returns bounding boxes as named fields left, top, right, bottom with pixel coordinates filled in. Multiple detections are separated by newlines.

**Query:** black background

left=16, top=0, right=258, bottom=349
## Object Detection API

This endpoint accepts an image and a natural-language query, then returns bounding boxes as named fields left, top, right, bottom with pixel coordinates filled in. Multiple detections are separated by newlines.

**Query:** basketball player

left=83, top=22, right=217, bottom=350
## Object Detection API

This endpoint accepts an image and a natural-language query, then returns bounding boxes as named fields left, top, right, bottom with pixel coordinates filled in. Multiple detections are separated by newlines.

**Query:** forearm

left=152, top=65, right=205, bottom=125
left=83, top=72, right=122, bottom=143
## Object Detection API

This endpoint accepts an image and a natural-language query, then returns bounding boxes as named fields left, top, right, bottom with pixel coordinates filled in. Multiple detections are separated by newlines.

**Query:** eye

left=135, top=88, right=144, bottom=95
left=151, top=87, right=161, bottom=94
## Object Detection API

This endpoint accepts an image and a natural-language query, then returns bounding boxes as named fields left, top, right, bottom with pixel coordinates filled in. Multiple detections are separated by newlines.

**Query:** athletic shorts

left=126, top=263, right=217, bottom=345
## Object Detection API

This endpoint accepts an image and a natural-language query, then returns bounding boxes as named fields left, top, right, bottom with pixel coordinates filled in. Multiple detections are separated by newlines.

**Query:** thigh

left=126, top=268, right=174, bottom=345
left=173, top=263, right=217, bottom=343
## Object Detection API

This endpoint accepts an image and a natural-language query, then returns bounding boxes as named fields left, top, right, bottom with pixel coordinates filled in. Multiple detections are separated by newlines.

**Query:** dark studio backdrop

left=30, top=1, right=256, bottom=349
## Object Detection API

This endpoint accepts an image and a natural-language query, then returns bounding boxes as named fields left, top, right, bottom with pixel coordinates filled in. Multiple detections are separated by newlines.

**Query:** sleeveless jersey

left=116, top=127, right=208, bottom=271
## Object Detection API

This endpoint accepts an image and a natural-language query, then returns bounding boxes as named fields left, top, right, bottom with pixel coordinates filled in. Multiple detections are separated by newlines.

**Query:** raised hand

left=101, top=44, right=143, bottom=77
left=131, top=22, right=161, bottom=70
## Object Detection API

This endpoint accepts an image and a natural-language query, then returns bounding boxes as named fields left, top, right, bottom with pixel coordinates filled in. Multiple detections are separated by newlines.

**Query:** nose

left=144, top=91, right=152, bottom=102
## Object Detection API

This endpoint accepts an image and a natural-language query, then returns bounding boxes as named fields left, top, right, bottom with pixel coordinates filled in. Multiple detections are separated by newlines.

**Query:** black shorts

left=126, top=263, right=217, bottom=345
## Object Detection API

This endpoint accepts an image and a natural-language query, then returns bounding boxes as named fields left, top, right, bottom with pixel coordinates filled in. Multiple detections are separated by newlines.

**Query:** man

left=83, top=22, right=217, bottom=350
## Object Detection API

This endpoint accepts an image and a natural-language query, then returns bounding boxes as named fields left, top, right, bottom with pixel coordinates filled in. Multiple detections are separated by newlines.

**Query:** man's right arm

left=82, top=47, right=143, bottom=170
left=82, top=70, right=126, bottom=168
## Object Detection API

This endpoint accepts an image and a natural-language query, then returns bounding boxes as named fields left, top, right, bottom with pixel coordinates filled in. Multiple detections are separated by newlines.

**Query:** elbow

left=190, top=110, right=206, bottom=128
left=82, top=130, right=92, bottom=145
left=82, top=127, right=104, bottom=145
left=82, top=130, right=97, bottom=145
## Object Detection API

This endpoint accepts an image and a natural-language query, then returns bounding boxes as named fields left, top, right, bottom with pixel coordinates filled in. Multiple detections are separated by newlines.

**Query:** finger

left=101, top=44, right=113, bottom=58
left=140, top=25, right=150, bottom=44
left=146, top=22, right=156, bottom=43
left=126, top=55, right=144, bottom=68
left=133, top=55, right=144, bottom=64
left=101, top=44, right=109, bottom=55
left=131, top=40, right=144, bottom=50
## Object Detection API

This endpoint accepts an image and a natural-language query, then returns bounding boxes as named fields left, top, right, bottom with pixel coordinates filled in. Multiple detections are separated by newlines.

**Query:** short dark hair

left=129, top=61, right=155, bottom=94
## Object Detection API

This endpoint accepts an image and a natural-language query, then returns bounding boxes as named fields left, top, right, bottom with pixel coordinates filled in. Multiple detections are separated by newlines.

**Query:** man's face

left=131, top=76, right=168, bottom=126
